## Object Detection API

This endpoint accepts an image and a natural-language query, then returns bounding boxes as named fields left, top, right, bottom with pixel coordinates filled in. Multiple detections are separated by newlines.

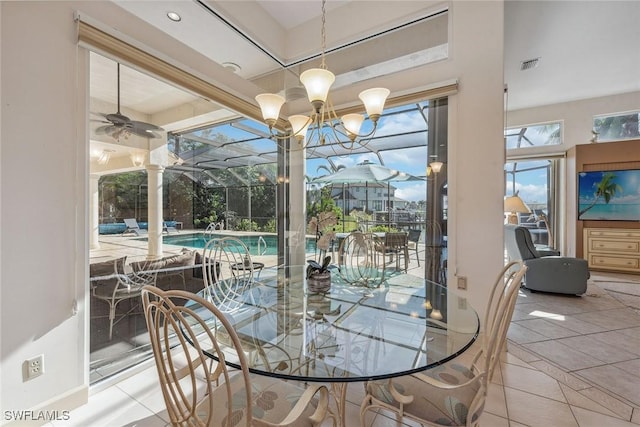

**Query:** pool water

left=157, top=233, right=317, bottom=256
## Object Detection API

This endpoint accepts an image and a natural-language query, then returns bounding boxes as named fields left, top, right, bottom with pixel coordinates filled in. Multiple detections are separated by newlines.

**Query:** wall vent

left=520, top=57, right=540, bottom=71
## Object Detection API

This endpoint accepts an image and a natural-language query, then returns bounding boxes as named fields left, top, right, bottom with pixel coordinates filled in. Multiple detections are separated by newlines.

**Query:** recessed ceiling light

left=167, top=11, right=181, bottom=22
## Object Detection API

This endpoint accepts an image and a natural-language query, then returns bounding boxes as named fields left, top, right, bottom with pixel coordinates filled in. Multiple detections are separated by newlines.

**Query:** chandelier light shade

left=255, top=93, right=286, bottom=127
left=299, top=68, right=335, bottom=107
left=288, top=114, right=311, bottom=143
left=359, top=87, right=390, bottom=121
left=254, top=0, right=390, bottom=150
left=342, top=113, right=365, bottom=137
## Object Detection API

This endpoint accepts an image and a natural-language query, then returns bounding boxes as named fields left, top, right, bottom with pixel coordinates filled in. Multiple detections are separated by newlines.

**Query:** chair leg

left=108, top=304, right=116, bottom=340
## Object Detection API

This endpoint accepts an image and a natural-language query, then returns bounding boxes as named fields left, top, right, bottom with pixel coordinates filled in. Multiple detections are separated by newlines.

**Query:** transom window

left=593, top=111, right=640, bottom=142
left=505, top=122, right=562, bottom=149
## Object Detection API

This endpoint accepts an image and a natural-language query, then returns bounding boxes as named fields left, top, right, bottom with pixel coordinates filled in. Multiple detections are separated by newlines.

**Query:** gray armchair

left=505, top=225, right=588, bottom=295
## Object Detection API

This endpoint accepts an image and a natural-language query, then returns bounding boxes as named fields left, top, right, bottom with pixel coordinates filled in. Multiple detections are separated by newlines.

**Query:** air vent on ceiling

left=520, top=57, right=540, bottom=71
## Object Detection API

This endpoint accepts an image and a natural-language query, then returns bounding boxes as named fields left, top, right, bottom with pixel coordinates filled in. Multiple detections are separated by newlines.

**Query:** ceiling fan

left=93, top=63, right=164, bottom=141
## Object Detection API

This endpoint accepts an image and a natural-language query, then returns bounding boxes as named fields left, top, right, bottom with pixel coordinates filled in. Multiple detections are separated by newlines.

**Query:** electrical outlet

left=26, top=355, right=44, bottom=380
left=457, top=276, right=467, bottom=290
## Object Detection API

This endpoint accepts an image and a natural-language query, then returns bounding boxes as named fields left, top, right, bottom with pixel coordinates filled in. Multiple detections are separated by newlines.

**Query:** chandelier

left=255, top=0, right=390, bottom=150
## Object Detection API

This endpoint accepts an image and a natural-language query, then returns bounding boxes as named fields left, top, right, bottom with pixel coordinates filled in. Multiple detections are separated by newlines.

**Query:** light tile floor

left=64, top=269, right=640, bottom=426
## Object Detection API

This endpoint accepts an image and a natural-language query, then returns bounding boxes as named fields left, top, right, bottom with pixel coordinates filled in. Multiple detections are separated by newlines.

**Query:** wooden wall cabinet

left=583, top=228, right=640, bottom=273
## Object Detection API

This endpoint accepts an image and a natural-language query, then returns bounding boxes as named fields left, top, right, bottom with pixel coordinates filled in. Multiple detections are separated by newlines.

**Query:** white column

left=90, top=174, right=100, bottom=250
left=146, top=164, right=164, bottom=259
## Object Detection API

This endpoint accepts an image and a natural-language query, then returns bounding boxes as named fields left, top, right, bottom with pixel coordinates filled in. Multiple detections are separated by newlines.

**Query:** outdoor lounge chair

left=163, top=221, right=179, bottom=234
left=123, top=218, right=147, bottom=236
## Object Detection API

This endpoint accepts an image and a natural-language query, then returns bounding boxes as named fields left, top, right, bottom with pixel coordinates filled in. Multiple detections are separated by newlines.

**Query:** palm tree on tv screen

left=578, top=172, right=623, bottom=217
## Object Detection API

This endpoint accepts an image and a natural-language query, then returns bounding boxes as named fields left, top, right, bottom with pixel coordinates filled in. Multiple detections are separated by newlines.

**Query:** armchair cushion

left=90, top=256, right=127, bottom=278
left=130, top=250, right=196, bottom=273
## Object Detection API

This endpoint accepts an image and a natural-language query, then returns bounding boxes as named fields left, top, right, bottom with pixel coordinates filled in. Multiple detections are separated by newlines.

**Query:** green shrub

left=263, top=218, right=277, bottom=233
left=236, top=219, right=258, bottom=231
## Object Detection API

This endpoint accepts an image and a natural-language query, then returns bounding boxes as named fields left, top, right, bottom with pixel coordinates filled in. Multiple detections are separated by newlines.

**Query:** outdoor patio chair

left=378, top=232, right=409, bottom=272
left=122, top=218, right=147, bottom=236
left=162, top=221, right=178, bottom=234
left=407, top=229, right=422, bottom=266
left=92, top=258, right=156, bottom=340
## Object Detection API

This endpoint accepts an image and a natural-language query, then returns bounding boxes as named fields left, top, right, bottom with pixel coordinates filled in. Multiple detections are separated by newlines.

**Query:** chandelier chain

left=320, top=0, right=327, bottom=69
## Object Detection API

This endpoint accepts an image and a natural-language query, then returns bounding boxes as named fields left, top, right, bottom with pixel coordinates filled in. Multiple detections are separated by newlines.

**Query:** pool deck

left=90, top=229, right=428, bottom=276
left=91, top=229, right=282, bottom=268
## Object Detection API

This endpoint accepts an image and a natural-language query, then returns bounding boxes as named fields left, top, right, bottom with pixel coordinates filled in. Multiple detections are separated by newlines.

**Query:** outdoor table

left=184, top=266, right=479, bottom=426
left=230, top=261, right=265, bottom=279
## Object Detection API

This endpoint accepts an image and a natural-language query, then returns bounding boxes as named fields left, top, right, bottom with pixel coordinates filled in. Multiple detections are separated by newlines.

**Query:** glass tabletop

left=186, top=265, right=479, bottom=383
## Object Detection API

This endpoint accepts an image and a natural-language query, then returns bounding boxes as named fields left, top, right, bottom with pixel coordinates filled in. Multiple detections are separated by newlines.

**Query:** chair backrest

left=202, top=237, right=254, bottom=313
left=141, top=286, right=253, bottom=426
left=407, top=229, right=421, bottom=244
left=384, top=232, right=408, bottom=248
left=123, top=218, right=140, bottom=229
left=338, top=231, right=385, bottom=288
left=477, top=260, right=526, bottom=381
left=504, top=224, right=540, bottom=261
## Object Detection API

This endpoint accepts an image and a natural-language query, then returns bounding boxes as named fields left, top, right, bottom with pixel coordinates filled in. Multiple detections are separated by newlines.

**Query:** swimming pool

left=156, top=233, right=317, bottom=256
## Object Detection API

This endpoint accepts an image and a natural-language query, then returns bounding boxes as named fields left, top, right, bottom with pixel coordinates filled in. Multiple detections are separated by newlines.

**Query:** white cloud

left=395, top=183, right=427, bottom=201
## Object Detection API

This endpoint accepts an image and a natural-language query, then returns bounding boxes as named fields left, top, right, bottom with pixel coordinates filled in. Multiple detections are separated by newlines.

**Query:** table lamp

left=504, top=193, right=530, bottom=224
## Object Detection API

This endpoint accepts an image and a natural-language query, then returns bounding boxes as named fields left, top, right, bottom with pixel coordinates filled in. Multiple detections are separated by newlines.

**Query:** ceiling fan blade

left=130, top=120, right=164, bottom=132
left=128, top=125, right=161, bottom=139
left=95, top=125, right=118, bottom=135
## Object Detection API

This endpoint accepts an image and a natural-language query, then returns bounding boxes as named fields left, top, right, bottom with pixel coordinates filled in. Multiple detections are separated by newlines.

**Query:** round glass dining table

left=188, top=265, right=479, bottom=425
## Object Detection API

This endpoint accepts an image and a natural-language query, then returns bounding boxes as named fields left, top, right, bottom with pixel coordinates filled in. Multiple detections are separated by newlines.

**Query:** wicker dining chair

left=360, top=261, right=526, bottom=427
left=141, top=285, right=331, bottom=426
left=201, top=236, right=255, bottom=313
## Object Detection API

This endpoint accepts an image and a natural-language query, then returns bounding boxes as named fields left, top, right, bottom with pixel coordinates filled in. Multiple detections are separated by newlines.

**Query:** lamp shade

left=504, top=195, right=531, bottom=214
left=359, top=87, right=390, bottom=118
left=288, top=115, right=310, bottom=143
left=342, top=113, right=365, bottom=137
left=255, top=93, right=285, bottom=124
left=429, top=161, right=443, bottom=173
left=300, top=68, right=335, bottom=104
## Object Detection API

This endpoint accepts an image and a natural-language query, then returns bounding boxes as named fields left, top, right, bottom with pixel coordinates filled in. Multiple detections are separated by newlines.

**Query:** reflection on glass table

left=182, top=266, right=479, bottom=426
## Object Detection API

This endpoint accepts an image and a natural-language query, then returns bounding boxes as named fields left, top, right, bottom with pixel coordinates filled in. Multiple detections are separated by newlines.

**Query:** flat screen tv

left=578, top=169, right=640, bottom=221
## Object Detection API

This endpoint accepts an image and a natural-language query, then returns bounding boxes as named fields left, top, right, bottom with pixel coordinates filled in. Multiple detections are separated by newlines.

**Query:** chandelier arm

left=253, top=0, right=388, bottom=151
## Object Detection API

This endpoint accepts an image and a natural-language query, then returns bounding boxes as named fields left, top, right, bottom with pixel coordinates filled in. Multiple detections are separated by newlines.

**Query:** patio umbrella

left=313, top=160, right=424, bottom=227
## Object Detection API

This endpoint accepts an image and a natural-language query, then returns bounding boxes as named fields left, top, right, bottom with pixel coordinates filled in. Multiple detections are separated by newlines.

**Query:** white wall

left=1, top=1, right=88, bottom=415
left=0, top=0, right=505, bottom=415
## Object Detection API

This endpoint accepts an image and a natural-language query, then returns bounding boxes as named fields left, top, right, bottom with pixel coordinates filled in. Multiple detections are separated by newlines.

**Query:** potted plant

left=306, top=255, right=334, bottom=294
